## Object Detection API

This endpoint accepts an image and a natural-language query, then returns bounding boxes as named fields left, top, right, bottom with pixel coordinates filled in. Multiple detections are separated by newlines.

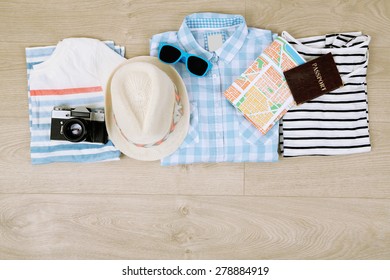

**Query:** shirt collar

left=177, top=13, right=248, bottom=63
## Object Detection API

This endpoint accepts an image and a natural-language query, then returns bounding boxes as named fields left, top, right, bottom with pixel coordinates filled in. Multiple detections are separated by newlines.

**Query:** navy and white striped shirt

left=280, top=31, right=371, bottom=156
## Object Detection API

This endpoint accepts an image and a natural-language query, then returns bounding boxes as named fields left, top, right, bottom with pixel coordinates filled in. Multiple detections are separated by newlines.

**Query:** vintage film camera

left=50, top=106, right=108, bottom=144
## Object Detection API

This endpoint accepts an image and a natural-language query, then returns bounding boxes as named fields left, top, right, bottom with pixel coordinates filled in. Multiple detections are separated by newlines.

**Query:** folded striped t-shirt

left=280, top=31, right=371, bottom=157
left=26, top=38, right=126, bottom=164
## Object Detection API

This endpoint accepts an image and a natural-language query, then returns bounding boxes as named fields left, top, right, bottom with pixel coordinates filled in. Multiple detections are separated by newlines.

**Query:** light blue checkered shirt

left=150, top=13, right=279, bottom=165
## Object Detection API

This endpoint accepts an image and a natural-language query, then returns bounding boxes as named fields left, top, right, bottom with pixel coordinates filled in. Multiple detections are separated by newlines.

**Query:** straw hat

left=105, top=56, right=189, bottom=161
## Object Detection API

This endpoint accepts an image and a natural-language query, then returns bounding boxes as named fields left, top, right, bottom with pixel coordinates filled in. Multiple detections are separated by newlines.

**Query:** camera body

left=50, top=106, right=108, bottom=144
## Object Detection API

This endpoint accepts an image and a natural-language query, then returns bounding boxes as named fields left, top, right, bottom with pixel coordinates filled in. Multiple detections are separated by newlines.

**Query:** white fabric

left=27, top=38, right=126, bottom=164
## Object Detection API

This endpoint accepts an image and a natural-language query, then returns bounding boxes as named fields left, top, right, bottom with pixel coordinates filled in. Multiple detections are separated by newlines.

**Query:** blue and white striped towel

left=26, top=38, right=126, bottom=164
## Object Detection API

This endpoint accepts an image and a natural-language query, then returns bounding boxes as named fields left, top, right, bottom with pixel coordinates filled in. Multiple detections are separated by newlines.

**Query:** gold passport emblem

left=312, top=62, right=327, bottom=92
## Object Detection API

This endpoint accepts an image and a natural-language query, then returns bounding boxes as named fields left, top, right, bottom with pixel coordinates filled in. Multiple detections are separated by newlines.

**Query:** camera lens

left=62, top=119, right=88, bottom=142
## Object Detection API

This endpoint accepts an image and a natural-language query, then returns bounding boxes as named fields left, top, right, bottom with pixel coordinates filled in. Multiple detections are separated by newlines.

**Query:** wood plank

left=0, top=194, right=389, bottom=259
left=0, top=0, right=244, bottom=44
left=122, top=0, right=245, bottom=43
left=245, top=121, right=390, bottom=198
left=245, top=0, right=390, bottom=47
left=0, top=0, right=129, bottom=45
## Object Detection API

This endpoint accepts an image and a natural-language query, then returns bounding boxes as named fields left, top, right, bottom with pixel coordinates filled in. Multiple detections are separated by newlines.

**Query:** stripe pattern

left=26, top=40, right=125, bottom=164
left=280, top=31, right=371, bottom=156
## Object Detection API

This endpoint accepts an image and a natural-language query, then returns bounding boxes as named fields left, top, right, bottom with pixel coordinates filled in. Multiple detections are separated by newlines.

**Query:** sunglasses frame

left=158, top=43, right=212, bottom=77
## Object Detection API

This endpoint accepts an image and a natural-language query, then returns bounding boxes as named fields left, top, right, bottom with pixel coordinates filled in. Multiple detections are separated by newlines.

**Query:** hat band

left=113, top=86, right=183, bottom=148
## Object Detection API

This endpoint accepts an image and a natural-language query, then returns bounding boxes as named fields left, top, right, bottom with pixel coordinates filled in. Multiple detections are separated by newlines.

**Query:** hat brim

left=105, top=56, right=190, bottom=161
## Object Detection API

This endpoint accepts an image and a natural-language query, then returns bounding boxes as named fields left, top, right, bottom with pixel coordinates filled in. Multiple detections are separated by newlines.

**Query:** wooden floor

left=0, top=0, right=389, bottom=259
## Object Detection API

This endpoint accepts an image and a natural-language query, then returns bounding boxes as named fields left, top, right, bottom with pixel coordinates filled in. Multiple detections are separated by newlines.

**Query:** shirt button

left=212, top=74, right=218, bottom=79
left=211, top=54, right=219, bottom=63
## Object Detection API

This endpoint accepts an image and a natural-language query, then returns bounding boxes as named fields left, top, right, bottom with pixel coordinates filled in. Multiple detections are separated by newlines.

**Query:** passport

left=283, top=53, right=343, bottom=104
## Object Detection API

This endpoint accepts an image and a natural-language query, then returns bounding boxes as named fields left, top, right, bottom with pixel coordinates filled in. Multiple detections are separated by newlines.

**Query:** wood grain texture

left=0, top=0, right=390, bottom=259
left=0, top=195, right=389, bottom=259
left=245, top=0, right=390, bottom=47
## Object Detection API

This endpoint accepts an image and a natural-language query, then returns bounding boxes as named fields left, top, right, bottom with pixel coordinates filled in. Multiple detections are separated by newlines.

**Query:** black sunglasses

left=158, top=43, right=212, bottom=77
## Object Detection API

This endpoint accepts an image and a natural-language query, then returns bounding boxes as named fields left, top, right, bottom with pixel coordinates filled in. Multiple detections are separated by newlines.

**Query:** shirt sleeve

left=95, top=41, right=126, bottom=90
left=150, top=31, right=179, bottom=57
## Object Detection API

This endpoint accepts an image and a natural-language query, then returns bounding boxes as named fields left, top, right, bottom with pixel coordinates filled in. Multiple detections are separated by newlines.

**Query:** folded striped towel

left=26, top=38, right=126, bottom=164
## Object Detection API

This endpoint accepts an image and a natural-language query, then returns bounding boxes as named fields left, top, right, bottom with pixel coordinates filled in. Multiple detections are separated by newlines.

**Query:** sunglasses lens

left=159, top=45, right=181, bottom=63
left=187, top=56, right=209, bottom=76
